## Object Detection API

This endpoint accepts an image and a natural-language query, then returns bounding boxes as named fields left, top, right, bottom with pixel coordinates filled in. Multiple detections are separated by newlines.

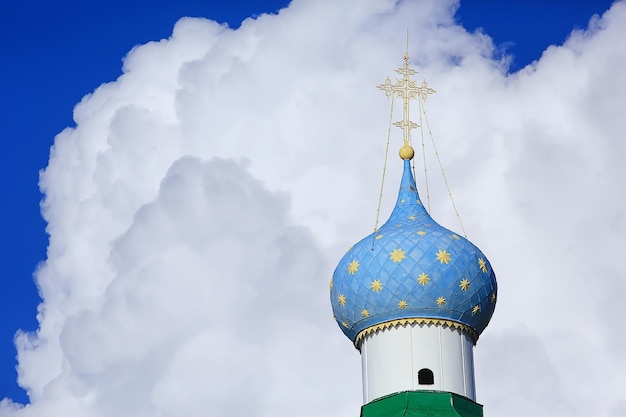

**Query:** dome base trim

left=354, top=317, right=478, bottom=349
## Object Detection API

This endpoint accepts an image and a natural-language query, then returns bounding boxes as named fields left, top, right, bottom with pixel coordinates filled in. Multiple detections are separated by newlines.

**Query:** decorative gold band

left=354, top=317, right=478, bottom=349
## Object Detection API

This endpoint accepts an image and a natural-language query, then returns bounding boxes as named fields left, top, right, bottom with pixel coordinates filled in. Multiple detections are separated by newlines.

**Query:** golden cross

left=377, top=53, right=436, bottom=146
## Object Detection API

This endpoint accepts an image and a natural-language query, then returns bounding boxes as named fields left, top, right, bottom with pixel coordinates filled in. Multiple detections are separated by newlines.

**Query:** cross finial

left=377, top=53, right=436, bottom=159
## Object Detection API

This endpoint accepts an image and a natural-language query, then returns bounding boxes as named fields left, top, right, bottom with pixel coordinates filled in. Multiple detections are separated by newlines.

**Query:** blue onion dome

left=330, top=156, right=497, bottom=346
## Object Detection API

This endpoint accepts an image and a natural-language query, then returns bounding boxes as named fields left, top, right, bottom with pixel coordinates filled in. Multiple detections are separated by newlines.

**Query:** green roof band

left=361, top=391, right=483, bottom=417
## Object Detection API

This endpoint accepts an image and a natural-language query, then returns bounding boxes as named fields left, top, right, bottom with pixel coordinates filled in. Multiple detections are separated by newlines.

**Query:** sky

left=0, top=0, right=623, bottom=416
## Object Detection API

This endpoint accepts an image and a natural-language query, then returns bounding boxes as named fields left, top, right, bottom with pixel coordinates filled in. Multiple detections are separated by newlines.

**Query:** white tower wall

left=360, top=323, right=476, bottom=403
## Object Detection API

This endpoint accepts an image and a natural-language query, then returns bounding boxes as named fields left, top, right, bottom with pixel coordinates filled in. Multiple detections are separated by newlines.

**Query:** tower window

left=418, top=368, right=434, bottom=385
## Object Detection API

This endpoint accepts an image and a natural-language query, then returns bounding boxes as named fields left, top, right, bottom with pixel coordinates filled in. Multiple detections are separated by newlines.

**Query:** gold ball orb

left=399, top=145, right=415, bottom=160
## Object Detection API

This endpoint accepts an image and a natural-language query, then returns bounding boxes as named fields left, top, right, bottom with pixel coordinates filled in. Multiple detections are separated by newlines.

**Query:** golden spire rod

left=377, top=53, right=436, bottom=159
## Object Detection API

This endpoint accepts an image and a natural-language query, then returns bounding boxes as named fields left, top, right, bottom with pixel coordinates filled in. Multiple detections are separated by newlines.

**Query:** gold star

left=436, top=249, right=451, bottom=264
left=401, top=199, right=406, bottom=204
left=491, top=292, right=496, bottom=303
left=409, top=215, right=416, bottom=221
left=370, top=279, right=383, bottom=292
left=436, top=297, right=446, bottom=306
left=361, top=309, right=370, bottom=317
left=478, top=258, right=488, bottom=273
left=472, top=305, right=480, bottom=315
left=451, top=234, right=460, bottom=240
left=417, top=230, right=426, bottom=236
left=329, top=278, right=333, bottom=290
left=346, top=245, right=353, bottom=252
left=398, top=300, right=408, bottom=309
left=459, top=279, right=470, bottom=291
left=342, top=320, right=349, bottom=328
left=389, top=248, right=406, bottom=263
left=347, top=260, right=359, bottom=275
left=417, top=272, right=430, bottom=285
left=338, top=294, right=346, bottom=306
left=375, top=234, right=384, bottom=240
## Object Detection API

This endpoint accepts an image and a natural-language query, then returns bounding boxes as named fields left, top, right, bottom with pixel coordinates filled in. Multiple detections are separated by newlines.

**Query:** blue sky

left=0, top=0, right=616, bottom=406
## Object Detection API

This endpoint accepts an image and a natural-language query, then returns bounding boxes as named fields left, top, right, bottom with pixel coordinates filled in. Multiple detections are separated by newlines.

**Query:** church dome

left=330, top=159, right=497, bottom=345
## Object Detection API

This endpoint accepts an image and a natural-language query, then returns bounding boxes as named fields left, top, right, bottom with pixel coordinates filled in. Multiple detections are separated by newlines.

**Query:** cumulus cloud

left=2, top=0, right=626, bottom=416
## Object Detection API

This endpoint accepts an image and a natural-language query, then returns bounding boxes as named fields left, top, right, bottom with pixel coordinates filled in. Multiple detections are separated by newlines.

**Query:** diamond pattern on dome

left=330, top=160, right=497, bottom=343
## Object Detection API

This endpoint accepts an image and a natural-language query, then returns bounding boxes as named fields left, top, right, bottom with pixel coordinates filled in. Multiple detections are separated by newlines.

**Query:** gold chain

left=373, top=94, right=396, bottom=243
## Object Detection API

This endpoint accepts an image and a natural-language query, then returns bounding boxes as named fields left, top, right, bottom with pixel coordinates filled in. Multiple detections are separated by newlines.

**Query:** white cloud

left=3, top=0, right=626, bottom=416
